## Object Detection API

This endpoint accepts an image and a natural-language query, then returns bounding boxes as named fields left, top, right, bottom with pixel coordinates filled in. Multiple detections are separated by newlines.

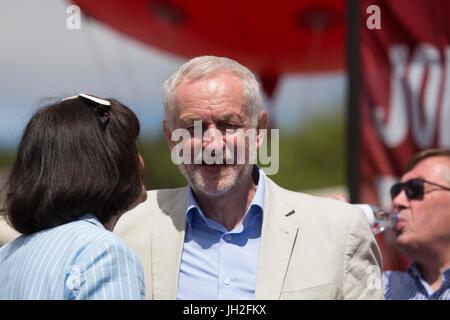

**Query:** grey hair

left=162, top=56, right=263, bottom=128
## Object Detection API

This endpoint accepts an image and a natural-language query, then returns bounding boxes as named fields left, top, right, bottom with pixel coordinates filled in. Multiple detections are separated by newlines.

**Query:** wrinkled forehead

left=182, top=74, right=242, bottom=93
left=174, top=75, right=247, bottom=113
left=177, top=71, right=245, bottom=93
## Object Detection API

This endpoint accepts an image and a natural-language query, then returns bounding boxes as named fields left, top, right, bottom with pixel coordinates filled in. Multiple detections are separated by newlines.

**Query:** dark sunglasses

left=390, top=178, right=450, bottom=200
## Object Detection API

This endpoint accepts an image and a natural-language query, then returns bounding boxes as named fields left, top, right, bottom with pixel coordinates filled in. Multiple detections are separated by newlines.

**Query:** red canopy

left=73, top=0, right=345, bottom=96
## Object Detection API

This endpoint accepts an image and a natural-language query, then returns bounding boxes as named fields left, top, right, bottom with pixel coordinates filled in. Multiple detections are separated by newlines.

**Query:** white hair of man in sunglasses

left=385, top=148, right=450, bottom=300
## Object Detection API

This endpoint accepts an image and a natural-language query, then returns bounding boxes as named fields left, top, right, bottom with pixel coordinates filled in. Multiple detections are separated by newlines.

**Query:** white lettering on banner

left=439, top=48, right=450, bottom=148
left=374, top=44, right=450, bottom=149
left=408, top=44, right=441, bottom=148
left=374, top=175, right=398, bottom=210
left=374, top=45, right=409, bottom=147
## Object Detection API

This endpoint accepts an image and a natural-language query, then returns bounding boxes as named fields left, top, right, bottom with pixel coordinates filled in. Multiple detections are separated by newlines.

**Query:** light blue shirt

left=383, top=263, right=450, bottom=300
left=0, top=214, right=145, bottom=300
left=177, top=167, right=265, bottom=300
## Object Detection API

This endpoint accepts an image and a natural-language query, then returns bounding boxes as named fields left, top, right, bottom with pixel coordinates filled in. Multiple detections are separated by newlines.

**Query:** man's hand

left=331, top=195, right=349, bottom=202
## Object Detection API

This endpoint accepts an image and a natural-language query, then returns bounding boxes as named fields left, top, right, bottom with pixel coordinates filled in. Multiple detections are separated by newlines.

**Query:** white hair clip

left=62, top=94, right=112, bottom=130
left=62, top=94, right=111, bottom=106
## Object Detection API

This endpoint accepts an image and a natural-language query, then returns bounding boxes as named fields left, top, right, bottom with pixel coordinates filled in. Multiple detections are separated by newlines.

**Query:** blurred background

left=0, top=0, right=348, bottom=196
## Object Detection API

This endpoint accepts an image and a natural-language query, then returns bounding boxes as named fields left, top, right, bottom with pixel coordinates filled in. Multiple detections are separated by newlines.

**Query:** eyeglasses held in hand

left=390, top=178, right=450, bottom=200
left=62, top=93, right=111, bottom=106
left=62, top=94, right=111, bottom=130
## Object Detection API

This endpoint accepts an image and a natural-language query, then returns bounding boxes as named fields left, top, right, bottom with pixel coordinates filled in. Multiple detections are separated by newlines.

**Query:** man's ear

left=163, top=120, right=174, bottom=150
left=256, top=110, right=268, bottom=148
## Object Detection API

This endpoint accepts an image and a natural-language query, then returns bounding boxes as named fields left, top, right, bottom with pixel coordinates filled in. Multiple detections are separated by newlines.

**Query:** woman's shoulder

left=64, top=215, right=134, bottom=252
left=0, top=215, right=137, bottom=265
left=36, top=215, right=136, bottom=262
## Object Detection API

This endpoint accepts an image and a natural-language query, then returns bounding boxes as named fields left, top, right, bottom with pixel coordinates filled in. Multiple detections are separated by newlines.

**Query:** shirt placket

left=218, top=231, right=236, bottom=299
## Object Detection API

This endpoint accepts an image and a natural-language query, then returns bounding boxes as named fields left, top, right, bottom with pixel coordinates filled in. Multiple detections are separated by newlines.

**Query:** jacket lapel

left=151, top=188, right=187, bottom=299
left=254, top=177, right=300, bottom=299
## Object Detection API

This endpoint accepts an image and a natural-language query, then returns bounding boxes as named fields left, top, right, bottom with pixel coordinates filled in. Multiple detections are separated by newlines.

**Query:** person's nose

left=392, top=188, right=410, bottom=212
left=203, top=125, right=225, bottom=151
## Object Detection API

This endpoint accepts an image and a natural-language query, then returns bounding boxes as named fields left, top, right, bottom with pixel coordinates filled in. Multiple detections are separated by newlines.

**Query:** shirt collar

left=186, top=166, right=265, bottom=230
left=408, top=262, right=450, bottom=278
left=407, top=262, right=423, bottom=280
left=407, top=262, right=450, bottom=296
left=79, top=213, right=105, bottom=229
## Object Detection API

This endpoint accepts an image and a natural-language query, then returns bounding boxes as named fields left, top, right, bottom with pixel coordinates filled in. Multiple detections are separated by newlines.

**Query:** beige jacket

left=114, top=176, right=385, bottom=300
left=0, top=217, right=20, bottom=247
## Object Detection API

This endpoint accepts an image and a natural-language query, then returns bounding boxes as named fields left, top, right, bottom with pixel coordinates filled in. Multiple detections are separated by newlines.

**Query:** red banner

left=359, top=0, right=450, bottom=270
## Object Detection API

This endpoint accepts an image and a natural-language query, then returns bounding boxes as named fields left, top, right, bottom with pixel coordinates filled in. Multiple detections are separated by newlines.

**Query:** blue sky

left=0, top=0, right=346, bottom=149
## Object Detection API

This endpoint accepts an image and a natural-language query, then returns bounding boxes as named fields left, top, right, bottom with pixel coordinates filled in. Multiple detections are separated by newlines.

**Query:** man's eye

left=221, top=123, right=240, bottom=130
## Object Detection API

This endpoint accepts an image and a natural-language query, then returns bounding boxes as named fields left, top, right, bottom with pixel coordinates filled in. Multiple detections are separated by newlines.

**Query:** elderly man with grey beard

left=114, top=55, right=384, bottom=300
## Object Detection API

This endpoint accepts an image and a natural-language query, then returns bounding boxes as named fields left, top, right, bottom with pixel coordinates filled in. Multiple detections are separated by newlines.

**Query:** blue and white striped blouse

left=0, top=214, right=145, bottom=300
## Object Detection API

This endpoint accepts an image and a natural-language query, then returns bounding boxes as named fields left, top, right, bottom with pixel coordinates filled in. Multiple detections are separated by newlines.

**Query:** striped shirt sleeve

left=65, top=237, right=145, bottom=300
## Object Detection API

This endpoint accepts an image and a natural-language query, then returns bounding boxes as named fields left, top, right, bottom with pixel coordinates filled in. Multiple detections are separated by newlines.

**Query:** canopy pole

left=347, top=0, right=360, bottom=202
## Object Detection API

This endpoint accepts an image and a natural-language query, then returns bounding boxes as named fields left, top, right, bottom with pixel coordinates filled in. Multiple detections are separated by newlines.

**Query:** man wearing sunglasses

left=383, top=148, right=450, bottom=300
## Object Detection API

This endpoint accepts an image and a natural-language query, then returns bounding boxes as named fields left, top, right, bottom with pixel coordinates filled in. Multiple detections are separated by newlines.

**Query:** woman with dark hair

left=0, top=94, right=147, bottom=299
